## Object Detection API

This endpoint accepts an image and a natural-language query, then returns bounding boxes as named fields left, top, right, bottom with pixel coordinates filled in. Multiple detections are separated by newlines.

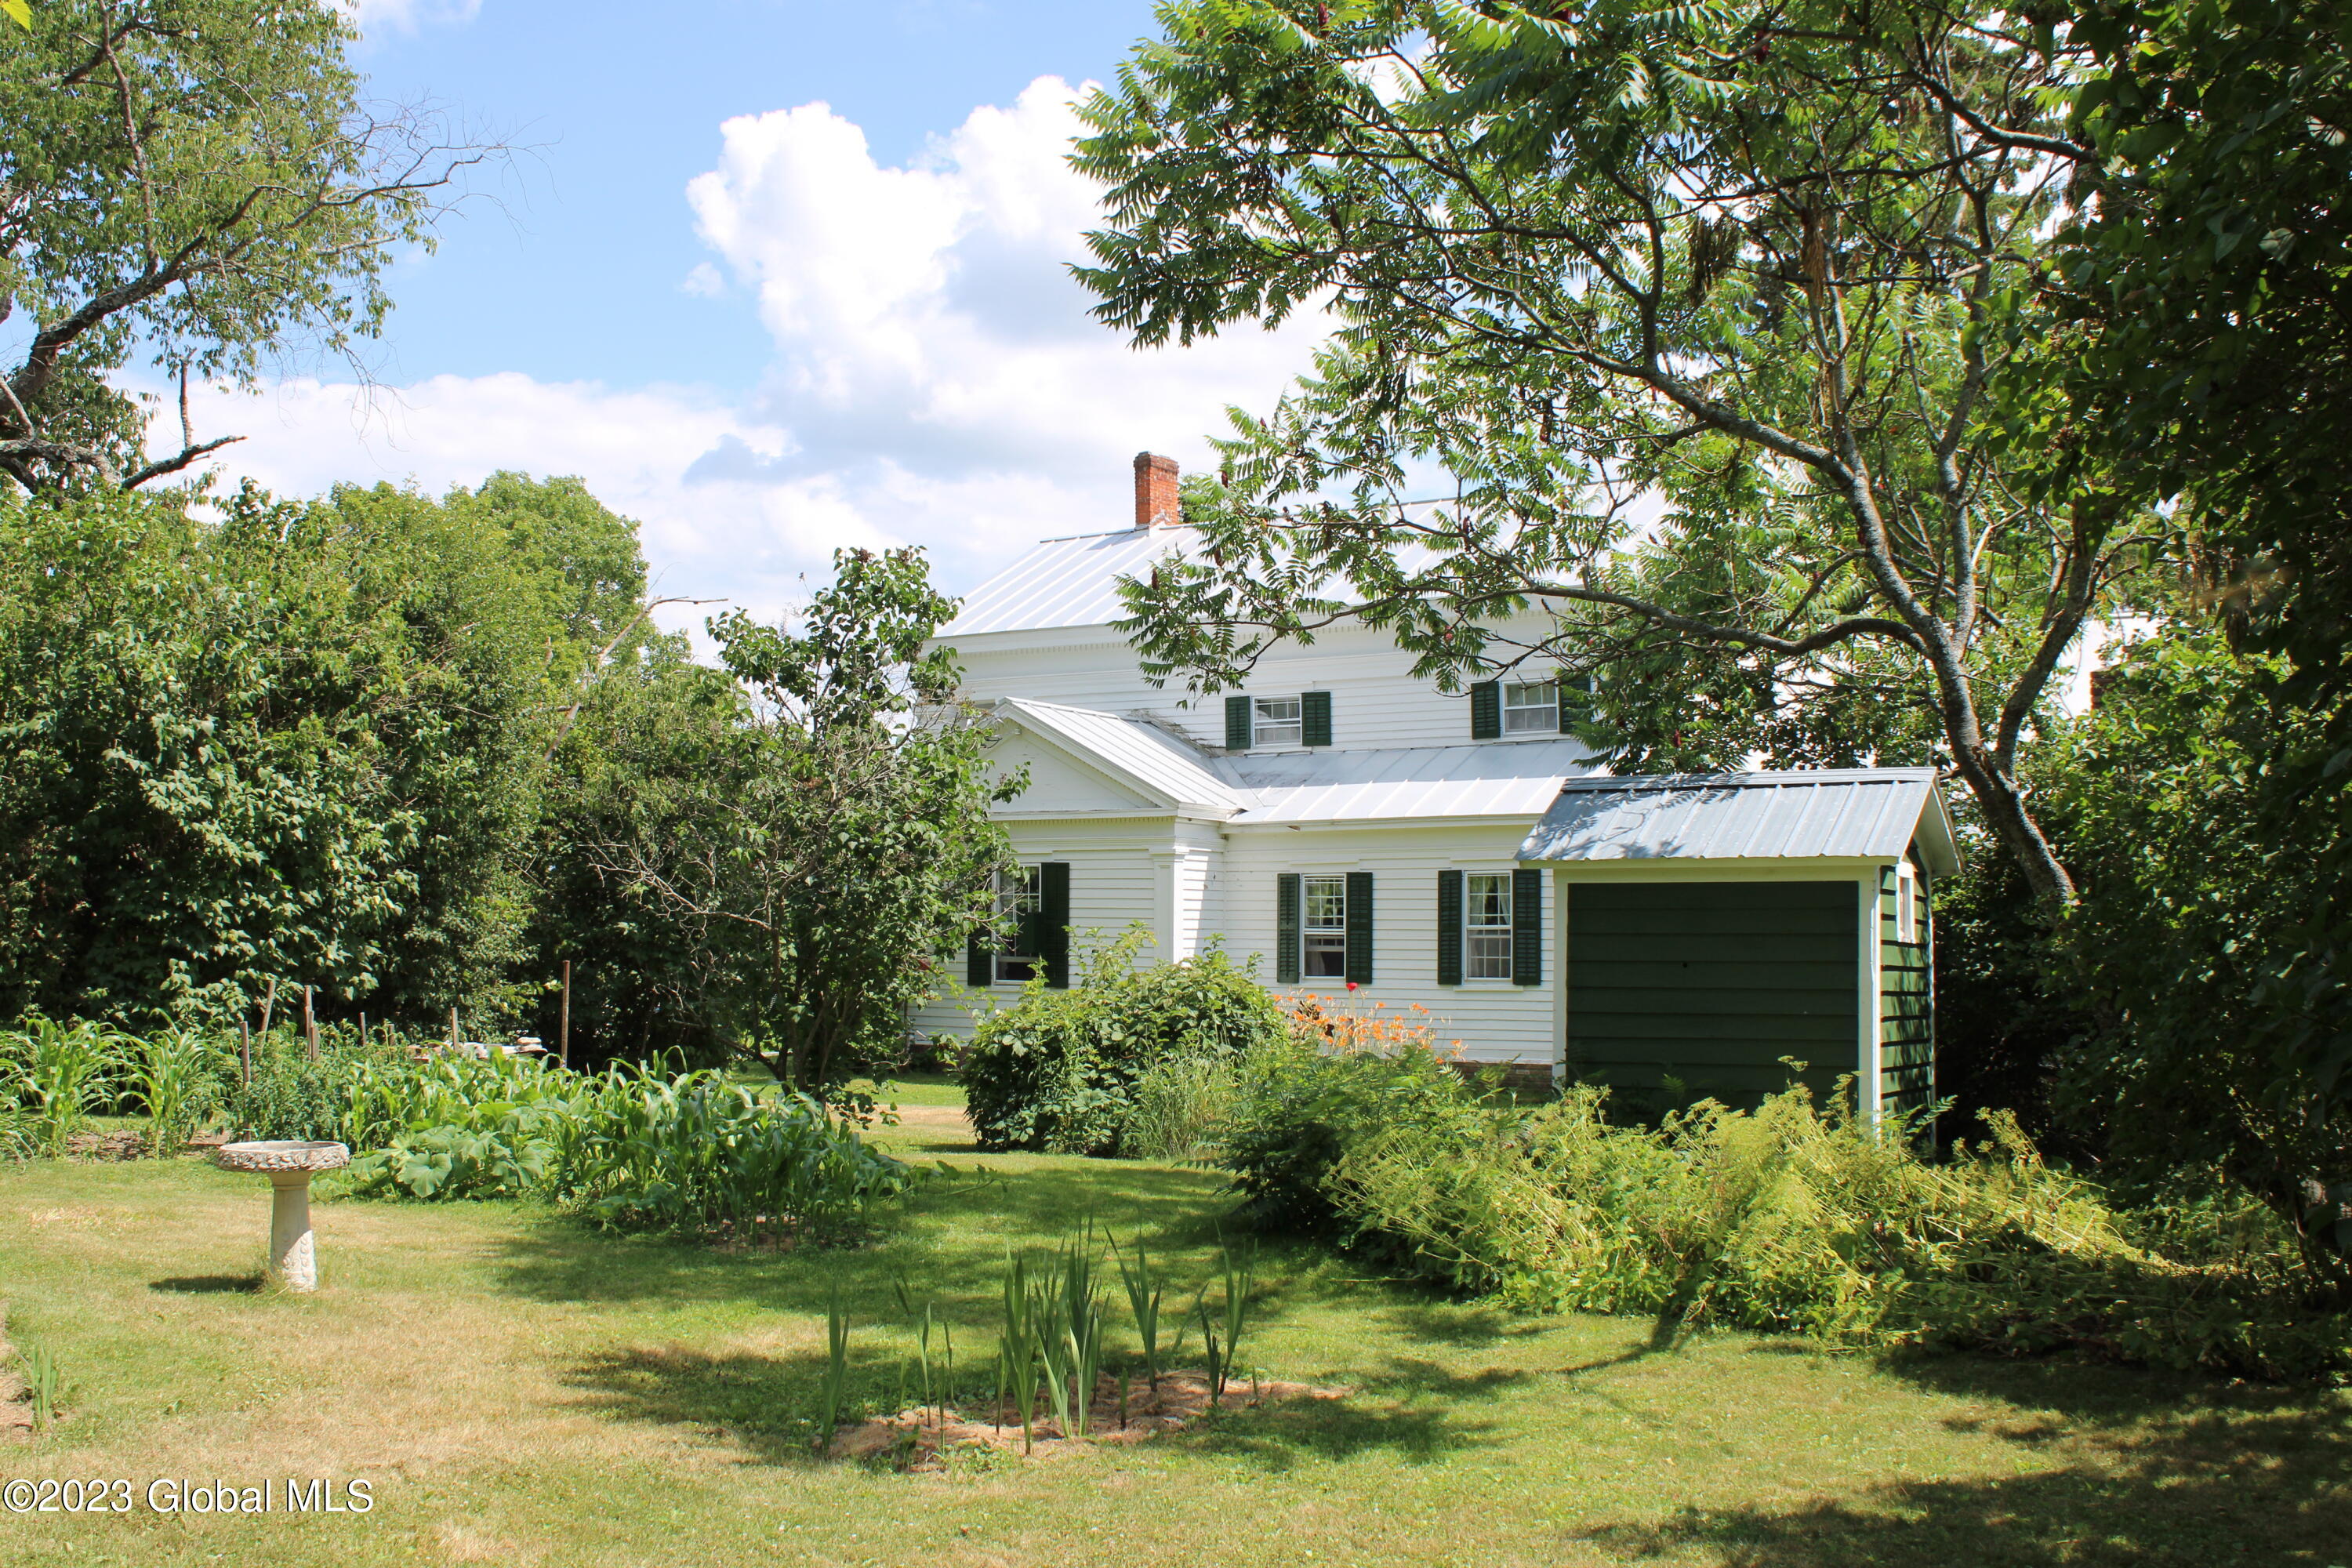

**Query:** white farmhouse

left=916, top=454, right=1958, bottom=1117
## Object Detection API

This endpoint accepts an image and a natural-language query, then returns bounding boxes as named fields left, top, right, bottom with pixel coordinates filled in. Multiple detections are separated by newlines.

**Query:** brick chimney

left=1133, top=452, right=1180, bottom=532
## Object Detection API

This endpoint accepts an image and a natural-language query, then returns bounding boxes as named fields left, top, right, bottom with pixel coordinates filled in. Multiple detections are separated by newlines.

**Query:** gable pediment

left=988, top=728, right=1163, bottom=815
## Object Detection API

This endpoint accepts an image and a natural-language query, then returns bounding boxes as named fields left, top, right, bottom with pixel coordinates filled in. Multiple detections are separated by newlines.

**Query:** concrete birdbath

left=215, top=1140, right=350, bottom=1293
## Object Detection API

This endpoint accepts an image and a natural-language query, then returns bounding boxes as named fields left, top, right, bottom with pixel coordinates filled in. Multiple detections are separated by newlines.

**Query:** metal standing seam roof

left=1228, top=740, right=1601, bottom=825
left=937, top=527, right=1456, bottom=639
left=995, top=699, right=1250, bottom=814
left=939, top=530, right=1191, bottom=637
left=1515, top=768, right=1957, bottom=875
left=997, top=699, right=1599, bottom=823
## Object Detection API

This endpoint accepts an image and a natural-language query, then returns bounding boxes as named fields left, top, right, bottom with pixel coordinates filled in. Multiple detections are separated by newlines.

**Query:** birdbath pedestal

left=215, top=1140, right=350, bottom=1292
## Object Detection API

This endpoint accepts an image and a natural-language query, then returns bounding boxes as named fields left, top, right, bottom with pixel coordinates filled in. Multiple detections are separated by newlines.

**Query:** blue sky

left=355, top=0, right=1167, bottom=388
left=195, top=0, right=1324, bottom=617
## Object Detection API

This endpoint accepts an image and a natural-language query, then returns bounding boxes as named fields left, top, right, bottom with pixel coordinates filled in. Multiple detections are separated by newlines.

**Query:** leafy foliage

left=1076, top=0, right=2147, bottom=902
left=601, top=547, right=1014, bottom=1096
left=960, top=936, right=1288, bottom=1156
left=1217, top=1033, right=2350, bottom=1380
left=2039, top=628, right=2352, bottom=1271
left=0, top=0, right=489, bottom=491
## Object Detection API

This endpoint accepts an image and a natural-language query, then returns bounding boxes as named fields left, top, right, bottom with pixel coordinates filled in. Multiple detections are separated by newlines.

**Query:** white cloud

left=178, top=76, right=1323, bottom=619
left=339, top=0, right=482, bottom=35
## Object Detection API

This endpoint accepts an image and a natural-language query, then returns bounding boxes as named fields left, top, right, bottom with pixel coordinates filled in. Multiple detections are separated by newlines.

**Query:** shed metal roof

left=1516, top=768, right=1957, bottom=875
left=1229, top=740, right=1599, bottom=825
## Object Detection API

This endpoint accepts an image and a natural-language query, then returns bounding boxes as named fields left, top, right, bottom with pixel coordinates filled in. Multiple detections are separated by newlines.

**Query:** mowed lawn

left=2, top=1102, right=2347, bottom=1568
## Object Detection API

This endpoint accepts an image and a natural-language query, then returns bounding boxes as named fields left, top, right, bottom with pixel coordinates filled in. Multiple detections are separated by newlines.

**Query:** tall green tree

left=1076, top=0, right=2148, bottom=905
left=0, top=0, right=490, bottom=492
left=0, top=472, right=654, bottom=1029
left=2040, top=0, right=2352, bottom=1185
left=601, top=549, right=1017, bottom=1096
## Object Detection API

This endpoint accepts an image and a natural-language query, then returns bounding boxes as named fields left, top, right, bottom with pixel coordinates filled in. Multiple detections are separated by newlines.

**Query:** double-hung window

left=1504, top=679, right=1559, bottom=734
left=1254, top=696, right=1303, bottom=747
left=1465, top=873, right=1513, bottom=978
left=995, top=866, right=1041, bottom=983
left=1302, top=874, right=1348, bottom=978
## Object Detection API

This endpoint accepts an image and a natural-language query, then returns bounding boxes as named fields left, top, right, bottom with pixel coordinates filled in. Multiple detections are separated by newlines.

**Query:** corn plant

left=815, top=1279, right=851, bottom=1454
left=2, top=1015, right=116, bottom=1152
left=134, top=1028, right=226, bottom=1156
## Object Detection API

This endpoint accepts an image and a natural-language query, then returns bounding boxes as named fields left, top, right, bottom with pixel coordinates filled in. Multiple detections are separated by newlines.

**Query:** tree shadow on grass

left=1572, top=1355, right=2352, bottom=1566
left=1174, top=1356, right=1534, bottom=1472
left=563, top=1343, right=831, bottom=1468
left=148, top=1273, right=263, bottom=1294
left=486, top=1160, right=1249, bottom=1336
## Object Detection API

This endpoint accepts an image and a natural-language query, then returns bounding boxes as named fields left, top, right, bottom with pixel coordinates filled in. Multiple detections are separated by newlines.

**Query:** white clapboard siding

left=908, top=821, right=1172, bottom=1041
left=913, top=817, right=1561, bottom=1068
left=1214, top=822, right=1558, bottom=1065
left=949, top=619, right=1589, bottom=759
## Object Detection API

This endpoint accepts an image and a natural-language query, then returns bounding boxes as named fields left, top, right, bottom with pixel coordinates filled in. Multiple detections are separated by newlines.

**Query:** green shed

left=1515, top=768, right=1958, bottom=1126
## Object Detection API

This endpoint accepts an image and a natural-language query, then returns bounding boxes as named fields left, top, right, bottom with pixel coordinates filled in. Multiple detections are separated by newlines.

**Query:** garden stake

left=302, top=985, right=318, bottom=1061
left=560, top=958, right=572, bottom=1069
left=258, top=976, right=277, bottom=1036
left=238, top=1020, right=252, bottom=1088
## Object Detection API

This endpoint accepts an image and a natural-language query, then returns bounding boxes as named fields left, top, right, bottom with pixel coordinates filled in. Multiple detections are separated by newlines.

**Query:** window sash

left=1467, top=931, right=1513, bottom=980
left=1302, top=933, right=1348, bottom=977
left=1253, top=695, right=1303, bottom=746
left=1465, top=872, right=1513, bottom=979
left=1302, top=874, right=1346, bottom=931
left=996, top=866, right=1041, bottom=980
left=1503, top=680, right=1559, bottom=733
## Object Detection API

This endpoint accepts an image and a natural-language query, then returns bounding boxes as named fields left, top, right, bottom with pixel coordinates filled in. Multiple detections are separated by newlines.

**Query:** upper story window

left=1254, top=696, right=1303, bottom=747
left=996, top=866, right=1041, bottom=983
left=1465, top=872, right=1513, bottom=978
left=1504, top=679, right=1559, bottom=734
left=1302, top=873, right=1348, bottom=977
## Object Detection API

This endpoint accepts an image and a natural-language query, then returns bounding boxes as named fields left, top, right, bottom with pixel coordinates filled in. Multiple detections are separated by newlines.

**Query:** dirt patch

left=63, top=1127, right=147, bottom=1161
left=1, top=1302, right=34, bottom=1439
left=884, top=1105, right=973, bottom=1135
left=826, top=1370, right=1342, bottom=1467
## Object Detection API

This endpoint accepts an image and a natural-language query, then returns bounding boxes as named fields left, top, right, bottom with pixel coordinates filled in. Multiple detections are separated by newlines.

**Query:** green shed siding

left=1566, top=880, right=1857, bottom=1106
left=1878, top=865, right=1935, bottom=1117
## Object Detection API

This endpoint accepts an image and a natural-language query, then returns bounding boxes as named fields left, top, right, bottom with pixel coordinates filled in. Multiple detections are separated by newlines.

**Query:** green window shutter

left=1345, top=871, right=1374, bottom=985
left=1040, top=862, right=1071, bottom=989
left=1275, top=873, right=1301, bottom=984
left=1436, top=869, right=1464, bottom=986
left=1301, top=690, right=1332, bottom=747
left=1225, top=695, right=1253, bottom=750
left=967, top=930, right=993, bottom=989
left=1512, top=868, right=1543, bottom=985
left=1469, top=681, right=1501, bottom=740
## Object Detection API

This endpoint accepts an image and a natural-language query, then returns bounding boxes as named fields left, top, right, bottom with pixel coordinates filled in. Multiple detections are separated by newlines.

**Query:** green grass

left=858, top=1071, right=965, bottom=1109
left=0, top=1137, right=2344, bottom=1567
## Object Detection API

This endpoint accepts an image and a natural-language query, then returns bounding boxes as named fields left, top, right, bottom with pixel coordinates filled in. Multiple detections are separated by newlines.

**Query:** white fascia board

left=992, top=807, right=1235, bottom=824
left=1544, top=856, right=1899, bottom=882
left=1223, top=813, right=1551, bottom=835
left=929, top=624, right=1135, bottom=659
left=1911, top=787, right=1962, bottom=878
